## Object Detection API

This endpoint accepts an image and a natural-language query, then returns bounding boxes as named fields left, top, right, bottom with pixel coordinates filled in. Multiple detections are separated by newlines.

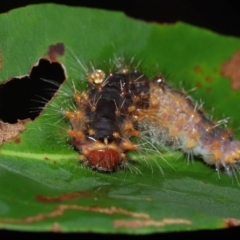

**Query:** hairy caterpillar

left=62, top=56, right=240, bottom=175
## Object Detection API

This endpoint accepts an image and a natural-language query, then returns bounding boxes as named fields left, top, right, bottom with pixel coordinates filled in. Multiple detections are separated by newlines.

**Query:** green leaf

left=1, top=3, right=240, bottom=234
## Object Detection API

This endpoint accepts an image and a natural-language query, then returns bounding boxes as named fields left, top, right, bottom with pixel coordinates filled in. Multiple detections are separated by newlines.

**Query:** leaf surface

left=1, top=4, right=240, bottom=234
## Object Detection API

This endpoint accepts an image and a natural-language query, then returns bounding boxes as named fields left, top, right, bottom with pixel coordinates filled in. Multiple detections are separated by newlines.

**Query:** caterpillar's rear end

left=146, top=75, right=240, bottom=175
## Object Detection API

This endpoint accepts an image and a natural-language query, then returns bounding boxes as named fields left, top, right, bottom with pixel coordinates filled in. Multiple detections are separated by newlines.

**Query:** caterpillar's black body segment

left=86, top=72, right=150, bottom=143
left=66, top=68, right=151, bottom=172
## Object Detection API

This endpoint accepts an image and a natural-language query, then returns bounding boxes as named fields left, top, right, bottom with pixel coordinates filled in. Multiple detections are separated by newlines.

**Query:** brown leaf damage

left=35, top=192, right=90, bottom=203
left=193, top=65, right=214, bottom=83
left=224, top=218, right=240, bottom=227
left=0, top=119, right=29, bottom=144
left=0, top=204, right=191, bottom=229
left=222, top=50, right=240, bottom=90
left=114, top=218, right=192, bottom=229
left=0, top=59, right=66, bottom=123
left=194, top=65, right=204, bottom=74
left=0, top=205, right=148, bottom=224
left=51, top=222, right=62, bottom=232
left=46, top=43, right=65, bottom=62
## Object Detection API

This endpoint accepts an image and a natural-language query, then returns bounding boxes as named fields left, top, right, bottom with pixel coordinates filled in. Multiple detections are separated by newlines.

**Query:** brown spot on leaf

left=194, top=66, right=215, bottom=83
left=224, top=218, right=240, bottom=227
left=195, top=81, right=202, bottom=88
left=51, top=222, right=62, bottom=232
left=222, top=50, right=240, bottom=89
left=194, top=65, right=204, bottom=75
left=35, top=192, right=90, bottom=203
left=114, top=218, right=192, bottom=229
left=47, top=43, right=65, bottom=62
left=205, top=76, right=213, bottom=82
left=0, top=119, right=29, bottom=144
left=13, top=137, right=21, bottom=144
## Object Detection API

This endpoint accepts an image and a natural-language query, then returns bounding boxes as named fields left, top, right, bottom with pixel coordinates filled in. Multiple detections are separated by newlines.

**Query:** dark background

left=1, top=0, right=240, bottom=238
left=1, top=1, right=240, bottom=37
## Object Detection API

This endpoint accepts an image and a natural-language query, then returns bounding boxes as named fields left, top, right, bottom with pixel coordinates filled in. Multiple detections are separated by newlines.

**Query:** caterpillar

left=63, top=56, right=240, bottom=175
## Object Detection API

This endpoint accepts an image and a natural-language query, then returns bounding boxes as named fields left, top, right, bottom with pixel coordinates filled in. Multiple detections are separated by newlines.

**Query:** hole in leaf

left=0, top=58, right=66, bottom=123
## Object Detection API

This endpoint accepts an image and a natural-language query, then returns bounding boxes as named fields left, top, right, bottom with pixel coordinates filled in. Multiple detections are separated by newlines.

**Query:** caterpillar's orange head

left=81, top=141, right=124, bottom=172
left=87, top=148, right=122, bottom=172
